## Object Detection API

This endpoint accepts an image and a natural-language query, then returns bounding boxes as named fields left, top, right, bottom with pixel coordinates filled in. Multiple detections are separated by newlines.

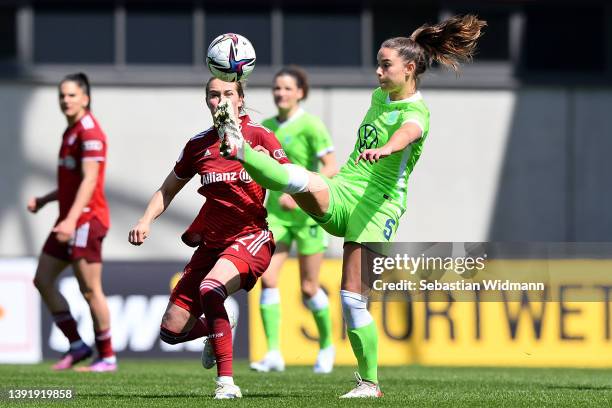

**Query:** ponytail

left=61, top=72, right=91, bottom=109
left=381, top=14, right=486, bottom=79
left=411, top=15, right=486, bottom=72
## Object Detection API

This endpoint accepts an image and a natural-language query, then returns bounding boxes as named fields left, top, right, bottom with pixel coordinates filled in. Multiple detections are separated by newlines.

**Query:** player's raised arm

left=128, top=171, right=189, bottom=245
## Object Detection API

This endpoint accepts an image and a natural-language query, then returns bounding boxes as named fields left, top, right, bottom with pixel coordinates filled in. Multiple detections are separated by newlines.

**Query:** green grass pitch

left=1, top=360, right=611, bottom=407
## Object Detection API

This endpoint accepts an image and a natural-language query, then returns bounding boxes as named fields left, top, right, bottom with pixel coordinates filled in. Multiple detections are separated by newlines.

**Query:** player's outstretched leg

left=215, top=99, right=311, bottom=194
left=214, top=98, right=246, bottom=161
left=339, top=290, right=382, bottom=398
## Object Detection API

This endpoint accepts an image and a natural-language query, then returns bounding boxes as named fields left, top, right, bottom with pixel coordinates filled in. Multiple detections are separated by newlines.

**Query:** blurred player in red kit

left=129, top=78, right=288, bottom=399
left=28, top=73, right=116, bottom=372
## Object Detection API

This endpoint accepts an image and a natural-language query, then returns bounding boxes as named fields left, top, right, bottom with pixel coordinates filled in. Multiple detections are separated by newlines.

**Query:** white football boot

left=339, top=372, right=383, bottom=398
left=201, top=310, right=237, bottom=369
left=249, top=350, right=285, bottom=373
left=214, top=381, right=242, bottom=399
left=313, top=345, right=335, bottom=374
left=214, top=98, right=245, bottom=161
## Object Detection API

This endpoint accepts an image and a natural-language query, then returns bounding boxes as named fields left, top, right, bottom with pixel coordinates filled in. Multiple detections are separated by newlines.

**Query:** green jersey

left=336, top=88, right=430, bottom=215
left=263, top=109, right=334, bottom=226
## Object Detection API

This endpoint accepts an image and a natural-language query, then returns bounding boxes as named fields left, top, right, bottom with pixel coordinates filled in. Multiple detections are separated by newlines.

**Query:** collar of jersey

left=276, top=107, right=305, bottom=129
left=386, top=91, right=423, bottom=104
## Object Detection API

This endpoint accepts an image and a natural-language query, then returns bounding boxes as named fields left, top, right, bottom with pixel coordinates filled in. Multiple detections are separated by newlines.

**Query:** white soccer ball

left=206, top=33, right=256, bottom=82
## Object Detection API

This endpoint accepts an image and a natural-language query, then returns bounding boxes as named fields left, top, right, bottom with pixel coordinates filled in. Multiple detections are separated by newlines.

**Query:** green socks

left=306, top=289, right=333, bottom=349
left=347, top=321, right=379, bottom=383
left=261, top=288, right=334, bottom=352
left=243, top=144, right=290, bottom=191
left=312, top=307, right=333, bottom=349
left=260, top=302, right=281, bottom=351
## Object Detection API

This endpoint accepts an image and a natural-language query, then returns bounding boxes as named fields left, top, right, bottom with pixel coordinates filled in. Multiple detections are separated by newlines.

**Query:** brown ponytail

left=381, top=14, right=486, bottom=78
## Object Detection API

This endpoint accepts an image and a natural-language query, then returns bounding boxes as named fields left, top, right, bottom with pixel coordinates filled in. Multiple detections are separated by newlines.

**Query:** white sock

left=306, top=288, right=329, bottom=312
left=260, top=288, right=280, bottom=305
left=283, top=164, right=309, bottom=194
left=340, top=290, right=373, bottom=329
left=216, top=376, right=234, bottom=385
left=102, top=355, right=116, bottom=364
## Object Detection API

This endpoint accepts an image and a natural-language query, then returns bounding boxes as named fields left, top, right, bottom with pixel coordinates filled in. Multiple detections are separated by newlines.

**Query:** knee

left=33, top=275, right=49, bottom=292
left=200, top=280, right=228, bottom=305
left=159, top=326, right=186, bottom=345
left=80, top=286, right=102, bottom=303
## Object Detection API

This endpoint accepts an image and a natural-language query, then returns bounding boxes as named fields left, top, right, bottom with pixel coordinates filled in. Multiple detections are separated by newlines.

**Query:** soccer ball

left=206, top=33, right=256, bottom=82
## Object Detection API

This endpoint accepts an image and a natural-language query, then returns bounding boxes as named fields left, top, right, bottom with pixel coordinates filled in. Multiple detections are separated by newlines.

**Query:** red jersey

left=57, top=112, right=110, bottom=228
left=174, top=115, right=289, bottom=248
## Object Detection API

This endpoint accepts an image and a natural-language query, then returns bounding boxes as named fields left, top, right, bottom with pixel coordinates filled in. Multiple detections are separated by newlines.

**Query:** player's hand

left=129, top=221, right=150, bottom=246
left=278, top=193, right=297, bottom=211
left=253, top=145, right=270, bottom=156
left=355, top=146, right=393, bottom=164
left=27, top=197, right=43, bottom=213
left=53, top=219, right=76, bottom=243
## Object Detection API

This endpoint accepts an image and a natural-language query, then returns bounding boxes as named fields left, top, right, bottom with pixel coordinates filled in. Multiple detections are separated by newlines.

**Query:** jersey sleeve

left=308, top=116, right=334, bottom=158
left=258, top=129, right=290, bottom=164
left=400, top=107, right=427, bottom=136
left=173, top=141, right=196, bottom=180
left=80, top=129, right=106, bottom=162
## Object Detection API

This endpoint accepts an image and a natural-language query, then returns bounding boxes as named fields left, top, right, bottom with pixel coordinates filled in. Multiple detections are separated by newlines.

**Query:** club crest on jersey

left=273, top=149, right=287, bottom=160
left=66, top=134, right=77, bottom=145
left=357, top=124, right=378, bottom=152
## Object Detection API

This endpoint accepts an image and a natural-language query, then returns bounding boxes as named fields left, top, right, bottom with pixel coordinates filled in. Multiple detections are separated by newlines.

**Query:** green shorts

left=310, top=176, right=402, bottom=244
left=268, top=220, right=328, bottom=256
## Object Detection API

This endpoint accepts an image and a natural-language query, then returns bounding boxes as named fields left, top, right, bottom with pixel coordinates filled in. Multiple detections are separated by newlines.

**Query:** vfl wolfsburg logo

left=357, top=124, right=378, bottom=152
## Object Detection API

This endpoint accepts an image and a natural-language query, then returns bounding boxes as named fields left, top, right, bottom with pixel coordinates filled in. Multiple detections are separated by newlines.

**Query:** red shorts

left=42, top=217, right=108, bottom=263
left=170, top=229, right=274, bottom=317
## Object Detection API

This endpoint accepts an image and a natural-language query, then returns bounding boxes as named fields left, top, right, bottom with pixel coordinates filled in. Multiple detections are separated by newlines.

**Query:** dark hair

left=381, top=15, right=486, bottom=81
left=60, top=72, right=91, bottom=109
left=274, top=65, right=309, bottom=101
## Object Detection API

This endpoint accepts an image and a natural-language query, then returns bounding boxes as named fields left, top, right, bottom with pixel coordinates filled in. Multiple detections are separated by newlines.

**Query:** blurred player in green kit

left=250, top=66, right=339, bottom=374
left=217, top=15, right=485, bottom=397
